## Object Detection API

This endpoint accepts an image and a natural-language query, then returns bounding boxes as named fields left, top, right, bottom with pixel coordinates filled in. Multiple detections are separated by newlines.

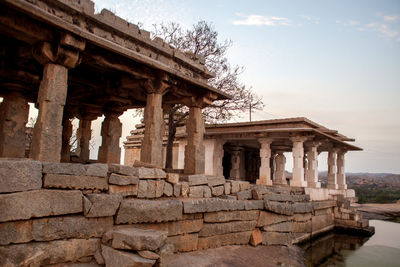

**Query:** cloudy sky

left=85, top=0, right=400, bottom=173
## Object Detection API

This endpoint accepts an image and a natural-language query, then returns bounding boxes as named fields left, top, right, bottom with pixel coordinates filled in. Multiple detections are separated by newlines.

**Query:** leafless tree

left=152, top=21, right=264, bottom=168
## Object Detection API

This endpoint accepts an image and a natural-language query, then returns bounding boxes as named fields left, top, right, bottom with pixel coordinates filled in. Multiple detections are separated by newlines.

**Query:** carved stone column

left=256, top=138, right=273, bottom=185
left=98, top=112, right=122, bottom=164
left=274, top=151, right=287, bottom=185
left=0, top=92, right=29, bottom=158
left=305, top=142, right=321, bottom=188
left=327, top=149, right=339, bottom=189
left=291, top=136, right=308, bottom=187
left=30, top=34, right=85, bottom=162
left=60, top=117, right=73, bottom=162
left=213, top=138, right=225, bottom=176
left=184, top=105, right=205, bottom=174
left=140, top=73, right=169, bottom=167
left=337, top=150, right=347, bottom=190
left=77, top=114, right=96, bottom=163
left=230, top=148, right=241, bottom=180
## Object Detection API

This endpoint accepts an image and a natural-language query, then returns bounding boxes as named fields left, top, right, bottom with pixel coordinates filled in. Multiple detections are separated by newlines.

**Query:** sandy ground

left=353, top=203, right=400, bottom=220
left=161, top=245, right=306, bottom=267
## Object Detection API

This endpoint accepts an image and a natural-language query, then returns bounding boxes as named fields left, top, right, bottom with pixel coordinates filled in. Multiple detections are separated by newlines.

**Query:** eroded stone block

left=111, top=228, right=167, bottom=250
left=212, top=185, right=224, bottom=196
left=197, top=231, right=252, bottom=249
left=85, top=163, right=108, bottom=177
left=164, top=182, right=173, bottom=197
left=166, top=233, right=198, bottom=252
left=43, top=162, right=86, bottom=175
left=264, top=200, right=294, bottom=215
left=108, top=184, right=138, bottom=197
left=257, top=211, right=292, bottom=227
left=199, top=220, right=257, bottom=237
left=0, top=159, right=42, bottom=193
left=44, top=174, right=108, bottom=190
left=207, top=176, right=225, bottom=187
left=101, top=245, right=155, bottom=267
left=109, top=173, right=139, bottom=185
left=84, top=194, right=122, bottom=217
left=204, top=210, right=259, bottom=223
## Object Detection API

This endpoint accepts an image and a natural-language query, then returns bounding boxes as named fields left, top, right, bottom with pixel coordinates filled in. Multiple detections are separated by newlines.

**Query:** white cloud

left=299, top=15, right=320, bottom=25
left=233, top=14, right=290, bottom=26
left=383, top=15, right=398, bottom=22
left=366, top=22, right=398, bottom=39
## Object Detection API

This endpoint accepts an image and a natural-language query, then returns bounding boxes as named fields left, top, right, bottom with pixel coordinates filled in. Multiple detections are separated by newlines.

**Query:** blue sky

left=89, top=0, right=400, bottom=173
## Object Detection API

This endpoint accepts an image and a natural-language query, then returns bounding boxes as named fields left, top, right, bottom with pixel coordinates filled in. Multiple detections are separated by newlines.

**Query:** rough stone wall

left=0, top=159, right=369, bottom=266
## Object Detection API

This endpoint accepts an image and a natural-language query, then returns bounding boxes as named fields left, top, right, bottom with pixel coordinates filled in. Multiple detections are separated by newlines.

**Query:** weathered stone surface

left=133, top=219, right=203, bottom=236
left=146, top=180, right=156, bottom=198
left=244, top=200, right=264, bottom=210
left=116, top=199, right=183, bottom=224
left=261, top=232, right=293, bottom=245
left=257, top=211, right=292, bottom=227
left=183, top=198, right=245, bottom=214
left=314, top=208, right=333, bottom=216
left=111, top=228, right=167, bottom=250
left=84, top=194, right=122, bottom=217
left=264, top=200, right=294, bottom=215
left=212, top=185, right=224, bottom=196
left=138, top=250, right=160, bottom=260
left=0, top=216, right=113, bottom=245
left=263, top=221, right=311, bottom=233
left=166, top=233, right=198, bottom=252
left=250, top=228, right=262, bottom=246
left=44, top=174, right=108, bottom=190
left=312, top=200, right=336, bottom=210
left=224, top=182, right=231, bottom=195
left=294, top=213, right=312, bottom=222
left=263, top=193, right=310, bottom=202
left=164, top=182, right=173, bottom=196
left=197, top=231, right=252, bottom=249
left=102, top=245, right=155, bottom=267
left=238, top=181, right=250, bottom=191
left=155, top=180, right=165, bottom=197
left=207, top=176, right=225, bottom=187
left=230, top=181, right=240, bottom=193
left=108, top=184, right=138, bottom=196
left=184, top=174, right=208, bottom=186
left=0, top=190, right=82, bottom=222
left=312, top=214, right=334, bottom=231
left=173, top=183, right=181, bottom=197
left=0, top=159, right=42, bottom=193
left=252, top=186, right=271, bottom=200
left=204, top=210, right=259, bottom=223
left=203, top=185, right=212, bottom=198
left=133, top=167, right=166, bottom=178
left=109, top=173, right=139, bottom=185
left=43, top=162, right=86, bottom=175
left=237, top=189, right=253, bottom=200
left=138, top=179, right=148, bottom=198
left=109, top=164, right=134, bottom=176
left=199, top=220, right=257, bottom=237
left=85, top=163, right=108, bottom=177
left=0, top=238, right=99, bottom=266
left=181, top=182, right=190, bottom=197
left=166, top=173, right=179, bottom=184
left=189, top=185, right=204, bottom=198
left=293, top=202, right=313, bottom=213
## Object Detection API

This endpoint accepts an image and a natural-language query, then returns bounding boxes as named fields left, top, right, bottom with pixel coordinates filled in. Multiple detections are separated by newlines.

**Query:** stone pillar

left=213, top=138, right=225, bottom=176
left=256, top=138, right=273, bottom=185
left=0, top=92, right=29, bottom=158
left=98, top=112, right=122, bottom=164
left=77, top=115, right=96, bottom=162
left=140, top=93, right=164, bottom=167
left=230, top=148, right=241, bottom=180
left=337, top=150, right=347, bottom=190
left=60, top=117, right=73, bottom=162
left=30, top=35, right=85, bottom=162
left=274, top=151, right=287, bottom=185
left=291, top=137, right=308, bottom=187
left=327, top=149, right=338, bottom=189
left=305, top=142, right=321, bottom=188
left=184, top=106, right=205, bottom=174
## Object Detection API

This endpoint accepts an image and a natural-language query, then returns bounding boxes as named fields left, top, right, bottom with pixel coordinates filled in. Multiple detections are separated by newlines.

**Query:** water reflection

left=301, top=220, right=400, bottom=267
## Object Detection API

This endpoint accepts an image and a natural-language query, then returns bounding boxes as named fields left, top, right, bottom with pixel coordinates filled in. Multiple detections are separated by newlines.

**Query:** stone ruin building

left=0, top=0, right=374, bottom=266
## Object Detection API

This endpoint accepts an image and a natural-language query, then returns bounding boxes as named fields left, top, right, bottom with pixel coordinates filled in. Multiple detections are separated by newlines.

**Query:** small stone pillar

left=77, top=114, right=96, bottom=162
left=0, top=92, right=29, bottom=158
left=213, top=138, right=225, bottom=176
left=327, top=149, right=339, bottom=189
left=184, top=105, right=205, bottom=174
left=291, top=137, right=308, bottom=187
left=256, top=138, right=273, bottom=185
left=140, top=75, right=169, bottom=167
left=98, top=112, right=122, bottom=164
left=337, top=150, right=347, bottom=190
left=274, top=151, right=287, bottom=185
left=305, top=142, right=321, bottom=188
left=230, top=148, right=241, bottom=180
left=60, top=117, right=73, bottom=162
left=30, top=35, right=85, bottom=162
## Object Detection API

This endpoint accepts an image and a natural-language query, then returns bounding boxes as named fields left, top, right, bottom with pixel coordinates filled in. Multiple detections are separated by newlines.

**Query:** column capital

left=258, top=137, right=274, bottom=145
left=142, top=71, right=170, bottom=95
left=304, top=141, right=322, bottom=150
left=182, top=92, right=218, bottom=108
left=32, top=33, right=85, bottom=69
left=290, top=136, right=308, bottom=143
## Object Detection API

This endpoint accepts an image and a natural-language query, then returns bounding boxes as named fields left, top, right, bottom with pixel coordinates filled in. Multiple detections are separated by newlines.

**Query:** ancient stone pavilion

left=0, top=0, right=228, bottom=168
left=124, top=117, right=362, bottom=195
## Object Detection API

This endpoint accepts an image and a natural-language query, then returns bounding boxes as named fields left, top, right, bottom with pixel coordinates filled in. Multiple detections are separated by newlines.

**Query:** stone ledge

left=183, top=198, right=245, bottom=214
left=44, top=174, right=108, bottom=191
left=197, top=231, right=252, bottom=250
